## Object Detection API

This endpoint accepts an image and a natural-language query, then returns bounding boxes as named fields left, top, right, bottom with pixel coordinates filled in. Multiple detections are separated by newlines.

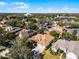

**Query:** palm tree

left=10, top=37, right=37, bottom=59
left=0, top=27, right=7, bottom=45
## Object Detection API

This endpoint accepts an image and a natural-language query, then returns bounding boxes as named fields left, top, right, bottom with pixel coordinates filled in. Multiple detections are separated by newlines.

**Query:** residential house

left=0, top=46, right=10, bottom=57
left=48, top=22, right=65, bottom=33
left=10, top=27, right=22, bottom=35
left=24, top=13, right=32, bottom=16
left=55, top=15, right=77, bottom=19
left=0, top=19, right=7, bottom=24
left=30, top=34, right=54, bottom=53
left=34, top=18, right=39, bottom=23
left=39, top=23, right=48, bottom=31
left=0, top=23, right=5, bottom=28
left=19, top=29, right=29, bottom=38
left=28, top=30, right=37, bottom=37
left=54, top=15, right=77, bottom=22
left=5, top=26, right=13, bottom=32
left=0, top=22, right=13, bottom=32
left=51, top=39, right=79, bottom=59
left=19, top=29, right=37, bottom=38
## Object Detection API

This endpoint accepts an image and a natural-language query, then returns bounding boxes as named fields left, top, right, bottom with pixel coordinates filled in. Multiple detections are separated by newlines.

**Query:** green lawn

left=43, top=49, right=59, bottom=59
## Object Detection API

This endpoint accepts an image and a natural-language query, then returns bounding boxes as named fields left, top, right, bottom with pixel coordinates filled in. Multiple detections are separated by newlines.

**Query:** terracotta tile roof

left=31, top=34, right=54, bottom=46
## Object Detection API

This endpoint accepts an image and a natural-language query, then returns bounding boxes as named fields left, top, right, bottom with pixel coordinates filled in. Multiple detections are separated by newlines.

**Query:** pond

left=67, top=28, right=79, bottom=35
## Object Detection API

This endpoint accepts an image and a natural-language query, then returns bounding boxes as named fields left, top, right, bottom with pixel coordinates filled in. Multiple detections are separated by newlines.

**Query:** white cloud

left=0, top=1, right=7, bottom=5
left=33, top=6, right=79, bottom=13
left=0, top=2, right=78, bottom=13
left=0, top=2, right=31, bottom=13
left=37, top=7, right=43, bottom=10
left=60, top=6, right=79, bottom=13
left=63, top=7, right=70, bottom=10
left=35, top=7, right=53, bottom=13
left=13, top=2, right=30, bottom=9
left=47, top=8, right=53, bottom=12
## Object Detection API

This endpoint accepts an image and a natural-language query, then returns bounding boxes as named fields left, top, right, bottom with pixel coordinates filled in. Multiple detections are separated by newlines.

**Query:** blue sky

left=0, top=0, right=79, bottom=13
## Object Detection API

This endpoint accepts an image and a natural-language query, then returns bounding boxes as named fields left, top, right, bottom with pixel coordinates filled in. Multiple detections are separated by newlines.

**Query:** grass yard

left=43, top=49, right=59, bottom=59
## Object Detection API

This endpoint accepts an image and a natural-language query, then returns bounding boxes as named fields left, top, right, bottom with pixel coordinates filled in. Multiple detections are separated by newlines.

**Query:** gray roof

left=53, top=39, right=79, bottom=57
left=68, top=41, right=79, bottom=57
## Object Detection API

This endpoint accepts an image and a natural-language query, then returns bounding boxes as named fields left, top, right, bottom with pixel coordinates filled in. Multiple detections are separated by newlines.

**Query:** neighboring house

left=19, top=29, right=37, bottom=38
left=54, top=15, right=77, bottom=19
left=0, top=20, right=7, bottom=24
left=48, top=22, right=65, bottom=33
left=24, top=13, right=32, bottom=16
left=34, top=18, right=39, bottom=23
left=10, top=27, right=22, bottom=35
left=5, top=26, right=13, bottom=32
left=66, top=52, right=77, bottom=59
left=39, top=23, right=48, bottom=30
left=0, top=22, right=7, bottom=28
left=0, top=23, right=4, bottom=28
left=19, top=29, right=29, bottom=38
left=30, top=34, right=54, bottom=53
left=22, top=18, right=27, bottom=22
left=51, top=39, right=79, bottom=59
left=0, top=22, right=13, bottom=32
left=28, top=30, right=37, bottom=37
left=0, top=20, right=13, bottom=32
left=0, top=46, right=10, bottom=57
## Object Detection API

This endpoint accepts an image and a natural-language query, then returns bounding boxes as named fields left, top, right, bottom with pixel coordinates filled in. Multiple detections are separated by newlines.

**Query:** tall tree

left=10, top=37, right=37, bottom=59
left=0, top=27, right=7, bottom=45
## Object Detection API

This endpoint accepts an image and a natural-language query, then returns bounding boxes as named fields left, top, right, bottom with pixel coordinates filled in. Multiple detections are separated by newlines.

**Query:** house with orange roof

left=30, top=34, right=54, bottom=53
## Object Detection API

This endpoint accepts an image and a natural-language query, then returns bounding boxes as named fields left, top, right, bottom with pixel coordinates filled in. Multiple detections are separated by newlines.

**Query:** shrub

left=50, top=31, right=60, bottom=37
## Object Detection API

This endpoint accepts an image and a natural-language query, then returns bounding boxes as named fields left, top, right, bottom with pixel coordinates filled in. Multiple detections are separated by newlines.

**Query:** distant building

left=55, top=15, right=77, bottom=19
left=24, top=13, right=32, bottom=16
